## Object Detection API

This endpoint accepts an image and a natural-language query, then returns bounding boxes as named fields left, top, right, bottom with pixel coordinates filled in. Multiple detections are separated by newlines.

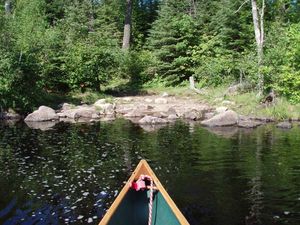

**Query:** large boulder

left=204, top=112, right=215, bottom=120
left=25, top=106, right=59, bottom=122
left=215, top=106, right=228, bottom=114
left=201, top=110, right=239, bottom=127
left=183, top=109, right=203, bottom=121
left=138, top=116, right=168, bottom=124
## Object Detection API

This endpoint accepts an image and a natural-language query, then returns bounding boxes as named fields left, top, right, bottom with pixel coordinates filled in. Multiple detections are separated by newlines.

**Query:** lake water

left=0, top=119, right=299, bottom=225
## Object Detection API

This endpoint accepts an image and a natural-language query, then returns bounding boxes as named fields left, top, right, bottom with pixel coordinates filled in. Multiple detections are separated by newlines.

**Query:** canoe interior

left=107, top=189, right=181, bottom=225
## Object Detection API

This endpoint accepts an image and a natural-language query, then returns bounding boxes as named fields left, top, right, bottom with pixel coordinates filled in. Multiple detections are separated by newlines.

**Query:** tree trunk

left=122, top=0, right=133, bottom=50
left=190, top=0, right=197, bottom=17
left=251, top=0, right=265, bottom=95
left=5, top=0, right=12, bottom=15
left=88, top=3, right=95, bottom=33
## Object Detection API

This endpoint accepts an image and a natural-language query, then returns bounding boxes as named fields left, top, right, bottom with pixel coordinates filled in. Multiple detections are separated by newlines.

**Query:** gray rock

left=58, top=103, right=74, bottom=111
left=145, top=98, right=153, bottom=103
left=167, top=114, right=178, bottom=120
left=167, top=107, right=177, bottom=115
left=57, top=110, right=74, bottom=118
left=204, top=112, right=215, bottom=120
left=201, top=110, right=239, bottom=127
left=91, top=113, right=101, bottom=119
left=154, top=98, right=168, bottom=104
left=152, top=112, right=168, bottom=118
left=100, top=114, right=116, bottom=121
left=161, top=92, right=169, bottom=97
left=123, top=105, right=153, bottom=117
left=124, top=109, right=145, bottom=117
left=95, top=103, right=115, bottom=115
left=215, top=106, right=228, bottom=114
left=238, top=120, right=263, bottom=128
left=115, top=104, right=133, bottom=114
left=249, top=116, right=275, bottom=122
left=59, top=108, right=97, bottom=119
left=25, top=106, right=59, bottom=122
left=138, top=116, right=168, bottom=124
left=276, top=122, right=292, bottom=129
left=0, top=111, right=22, bottom=120
left=94, top=99, right=106, bottom=106
left=183, top=109, right=203, bottom=121
left=123, top=97, right=133, bottom=102
left=73, top=108, right=96, bottom=119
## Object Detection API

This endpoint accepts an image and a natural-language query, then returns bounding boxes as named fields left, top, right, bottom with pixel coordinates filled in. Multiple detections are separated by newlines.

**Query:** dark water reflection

left=0, top=120, right=300, bottom=225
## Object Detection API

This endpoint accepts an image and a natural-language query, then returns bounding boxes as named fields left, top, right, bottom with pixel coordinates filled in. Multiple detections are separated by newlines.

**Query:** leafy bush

left=275, top=70, right=300, bottom=103
left=119, top=50, right=158, bottom=85
left=191, top=36, right=238, bottom=86
left=63, top=41, right=119, bottom=91
left=265, top=23, right=300, bottom=102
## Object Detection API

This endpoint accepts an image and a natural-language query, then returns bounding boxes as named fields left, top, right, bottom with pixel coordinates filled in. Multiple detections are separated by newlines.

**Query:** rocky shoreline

left=1, top=93, right=297, bottom=131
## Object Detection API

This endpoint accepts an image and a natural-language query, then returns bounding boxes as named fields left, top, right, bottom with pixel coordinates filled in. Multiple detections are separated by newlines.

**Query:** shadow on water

left=0, top=120, right=300, bottom=225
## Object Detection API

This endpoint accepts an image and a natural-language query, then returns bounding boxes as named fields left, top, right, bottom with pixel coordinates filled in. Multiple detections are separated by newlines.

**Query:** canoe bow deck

left=99, top=160, right=189, bottom=225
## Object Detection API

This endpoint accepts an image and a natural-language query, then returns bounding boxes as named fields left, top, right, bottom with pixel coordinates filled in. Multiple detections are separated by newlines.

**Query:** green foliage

left=0, top=0, right=47, bottom=111
left=191, top=0, right=254, bottom=87
left=63, top=40, right=119, bottom=91
left=132, top=0, right=159, bottom=48
left=191, top=36, right=235, bottom=86
left=119, top=50, right=157, bottom=85
left=1, top=0, right=300, bottom=112
left=147, top=1, right=199, bottom=85
left=265, top=23, right=300, bottom=102
left=59, top=0, right=122, bottom=91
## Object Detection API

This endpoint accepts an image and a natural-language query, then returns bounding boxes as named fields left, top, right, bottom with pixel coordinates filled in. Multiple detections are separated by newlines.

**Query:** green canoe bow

left=107, top=190, right=181, bottom=225
left=99, top=160, right=189, bottom=225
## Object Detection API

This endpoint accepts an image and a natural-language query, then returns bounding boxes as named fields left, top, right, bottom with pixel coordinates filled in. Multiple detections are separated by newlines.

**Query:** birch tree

left=251, top=0, right=265, bottom=95
left=236, top=0, right=265, bottom=95
left=122, top=0, right=132, bottom=50
left=5, top=0, right=12, bottom=15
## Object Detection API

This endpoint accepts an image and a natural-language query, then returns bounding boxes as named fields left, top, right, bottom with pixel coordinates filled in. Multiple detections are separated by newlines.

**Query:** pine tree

left=61, top=0, right=122, bottom=91
left=147, top=0, right=199, bottom=85
left=132, top=0, right=159, bottom=48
